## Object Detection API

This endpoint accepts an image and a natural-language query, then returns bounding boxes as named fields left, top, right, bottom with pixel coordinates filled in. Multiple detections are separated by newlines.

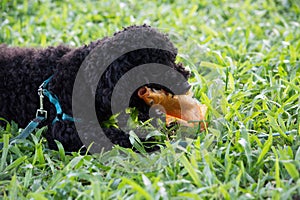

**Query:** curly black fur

left=0, top=25, right=190, bottom=152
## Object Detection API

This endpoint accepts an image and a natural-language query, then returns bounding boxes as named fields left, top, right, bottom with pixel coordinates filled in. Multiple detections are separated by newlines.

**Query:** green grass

left=1, top=0, right=300, bottom=199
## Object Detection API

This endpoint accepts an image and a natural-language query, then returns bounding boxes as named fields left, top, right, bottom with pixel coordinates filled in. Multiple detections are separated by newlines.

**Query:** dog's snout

left=183, top=82, right=191, bottom=92
left=175, top=82, right=191, bottom=94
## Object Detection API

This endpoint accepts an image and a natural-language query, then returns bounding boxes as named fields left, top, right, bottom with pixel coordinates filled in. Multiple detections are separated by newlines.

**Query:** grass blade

left=121, top=177, right=152, bottom=200
left=256, top=131, right=273, bottom=165
left=179, top=155, right=201, bottom=187
left=0, top=134, right=9, bottom=172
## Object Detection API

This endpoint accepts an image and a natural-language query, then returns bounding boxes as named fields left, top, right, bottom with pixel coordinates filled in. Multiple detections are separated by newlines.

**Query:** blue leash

left=0, top=116, right=44, bottom=149
left=0, top=75, right=74, bottom=150
left=41, top=77, right=74, bottom=123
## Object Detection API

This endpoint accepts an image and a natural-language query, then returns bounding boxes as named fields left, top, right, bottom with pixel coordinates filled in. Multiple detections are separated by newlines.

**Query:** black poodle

left=0, top=25, right=191, bottom=152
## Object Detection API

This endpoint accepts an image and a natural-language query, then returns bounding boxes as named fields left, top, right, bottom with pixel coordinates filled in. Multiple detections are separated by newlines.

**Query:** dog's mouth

left=138, top=86, right=207, bottom=130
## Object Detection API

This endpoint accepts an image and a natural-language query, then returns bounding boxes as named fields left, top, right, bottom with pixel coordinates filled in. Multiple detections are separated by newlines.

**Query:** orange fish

left=138, top=86, right=207, bottom=131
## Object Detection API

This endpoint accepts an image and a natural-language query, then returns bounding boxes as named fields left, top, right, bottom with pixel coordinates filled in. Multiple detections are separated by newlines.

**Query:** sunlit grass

left=1, top=0, right=300, bottom=199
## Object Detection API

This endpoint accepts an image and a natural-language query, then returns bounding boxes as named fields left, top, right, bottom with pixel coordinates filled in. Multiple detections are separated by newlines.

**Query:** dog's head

left=53, top=25, right=197, bottom=151
left=75, top=25, right=191, bottom=121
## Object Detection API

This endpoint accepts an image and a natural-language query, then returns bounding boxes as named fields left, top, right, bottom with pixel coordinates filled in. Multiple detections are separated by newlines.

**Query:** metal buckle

left=36, top=109, right=47, bottom=119
left=36, top=86, right=47, bottom=119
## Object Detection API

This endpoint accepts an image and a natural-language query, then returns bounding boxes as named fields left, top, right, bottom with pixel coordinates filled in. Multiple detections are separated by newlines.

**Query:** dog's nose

left=175, top=82, right=191, bottom=94
left=183, top=82, right=191, bottom=92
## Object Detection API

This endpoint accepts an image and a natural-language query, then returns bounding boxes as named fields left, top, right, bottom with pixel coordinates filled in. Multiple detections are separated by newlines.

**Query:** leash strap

left=40, top=75, right=74, bottom=123
left=0, top=75, right=75, bottom=150
left=0, top=116, right=45, bottom=149
left=42, top=90, right=75, bottom=124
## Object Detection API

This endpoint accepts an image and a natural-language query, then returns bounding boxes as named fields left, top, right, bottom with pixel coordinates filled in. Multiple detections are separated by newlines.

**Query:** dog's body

left=0, top=25, right=190, bottom=152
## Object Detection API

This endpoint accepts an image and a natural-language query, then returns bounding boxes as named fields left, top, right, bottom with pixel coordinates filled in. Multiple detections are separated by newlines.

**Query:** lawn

left=1, top=0, right=300, bottom=199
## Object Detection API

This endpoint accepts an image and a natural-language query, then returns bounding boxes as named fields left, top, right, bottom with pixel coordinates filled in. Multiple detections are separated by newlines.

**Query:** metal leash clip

left=36, top=86, right=47, bottom=119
